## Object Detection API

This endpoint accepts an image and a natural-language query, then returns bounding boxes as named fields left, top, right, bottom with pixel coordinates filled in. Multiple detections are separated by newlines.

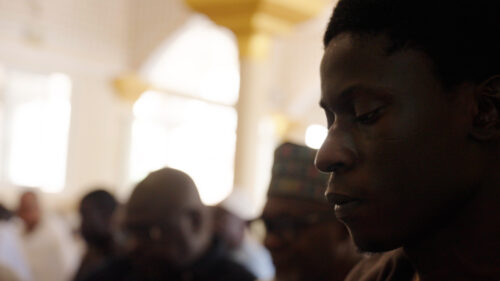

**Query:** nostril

left=329, top=162, right=345, bottom=173
left=325, top=192, right=335, bottom=205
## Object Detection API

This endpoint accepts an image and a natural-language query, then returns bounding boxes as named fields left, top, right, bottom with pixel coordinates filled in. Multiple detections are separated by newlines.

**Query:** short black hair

left=80, top=189, right=118, bottom=218
left=324, top=0, right=500, bottom=88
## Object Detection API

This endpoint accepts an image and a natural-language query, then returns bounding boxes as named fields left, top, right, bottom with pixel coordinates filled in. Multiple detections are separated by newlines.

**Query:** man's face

left=18, top=193, right=41, bottom=230
left=124, top=208, right=207, bottom=269
left=263, top=197, right=348, bottom=280
left=316, top=33, right=480, bottom=252
left=80, top=201, right=113, bottom=244
left=214, top=207, right=245, bottom=249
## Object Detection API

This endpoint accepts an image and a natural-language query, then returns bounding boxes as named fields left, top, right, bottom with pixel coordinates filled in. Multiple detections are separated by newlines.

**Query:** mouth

left=326, top=193, right=362, bottom=220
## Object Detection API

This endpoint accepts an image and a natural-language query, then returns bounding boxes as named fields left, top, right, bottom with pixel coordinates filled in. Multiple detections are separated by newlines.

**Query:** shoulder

left=76, top=257, right=131, bottom=281
left=345, top=249, right=415, bottom=281
left=0, top=264, right=22, bottom=281
left=202, top=256, right=256, bottom=281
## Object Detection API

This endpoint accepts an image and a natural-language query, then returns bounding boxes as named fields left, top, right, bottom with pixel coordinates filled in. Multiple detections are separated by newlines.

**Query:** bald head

left=126, top=168, right=204, bottom=224
left=124, top=168, right=214, bottom=268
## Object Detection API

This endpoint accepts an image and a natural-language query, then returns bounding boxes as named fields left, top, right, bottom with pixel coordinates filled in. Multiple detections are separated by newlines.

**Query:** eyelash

left=324, top=106, right=386, bottom=128
left=354, top=107, right=385, bottom=125
left=325, top=111, right=335, bottom=128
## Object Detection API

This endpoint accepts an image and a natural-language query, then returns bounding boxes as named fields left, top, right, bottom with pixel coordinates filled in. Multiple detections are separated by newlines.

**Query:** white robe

left=0, top=221, right=32, bottom=281
left=17, top=216, right=79, bottom=281
left=231, top=232, right=275, bottom=281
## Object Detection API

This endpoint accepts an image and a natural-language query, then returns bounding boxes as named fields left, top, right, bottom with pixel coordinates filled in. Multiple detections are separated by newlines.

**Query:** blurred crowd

left=0, top=142, right=361, bottom=281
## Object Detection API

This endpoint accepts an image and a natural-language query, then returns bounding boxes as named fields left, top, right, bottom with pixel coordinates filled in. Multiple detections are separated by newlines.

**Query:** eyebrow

left=319, top=85, right=362, bottom=112
left=319, top=85, right=394, bottom=112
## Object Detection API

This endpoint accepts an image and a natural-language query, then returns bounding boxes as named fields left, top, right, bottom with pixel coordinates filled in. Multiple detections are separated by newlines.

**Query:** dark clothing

left=73, top=244, right=117, bottom=281
left=80, top=239, right=256, bottom=281
left=345, top=249, right=416, bottom=281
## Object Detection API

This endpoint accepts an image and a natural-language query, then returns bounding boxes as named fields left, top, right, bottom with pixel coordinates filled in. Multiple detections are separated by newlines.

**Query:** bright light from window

left=132, top=16, right=241, bottom=205
left=305, top=124, right=328, bottom=149
left=4, top=71, right=72, bottom=193
left=141, top=15, right=240, bottom=106
left=129, top=91, right=237, bottom=205
left=132, top=90, right=163, bottom=119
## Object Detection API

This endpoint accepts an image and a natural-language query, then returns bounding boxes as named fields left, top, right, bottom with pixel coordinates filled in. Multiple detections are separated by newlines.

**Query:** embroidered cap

left=267, top=142, right=329, bottom=203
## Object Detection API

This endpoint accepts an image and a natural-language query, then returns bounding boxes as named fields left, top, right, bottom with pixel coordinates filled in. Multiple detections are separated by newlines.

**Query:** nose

left=315, top=124, right=357, bottom=173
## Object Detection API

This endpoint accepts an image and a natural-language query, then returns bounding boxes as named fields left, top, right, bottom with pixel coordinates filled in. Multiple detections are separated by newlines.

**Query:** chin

left=349, top=228, right=404, bottom=253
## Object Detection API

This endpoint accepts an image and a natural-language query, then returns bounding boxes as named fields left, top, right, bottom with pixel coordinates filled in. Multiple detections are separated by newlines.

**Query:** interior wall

left=0, top=0, right=336, bottom=212
left=268, top=4, right=335, bottom=143
left=0, top=0, right=131, bottom=210
left=128, top=0, right=192, bottom=69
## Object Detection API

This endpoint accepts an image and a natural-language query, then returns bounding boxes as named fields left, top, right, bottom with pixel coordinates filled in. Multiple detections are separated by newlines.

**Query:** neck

left=88, top=236, right=114, bottom=253
left=276, top=263, right=352, bottom=281
left=24, top=221, right=39, bottom=234
left=404, top=177, right=500, bottom=281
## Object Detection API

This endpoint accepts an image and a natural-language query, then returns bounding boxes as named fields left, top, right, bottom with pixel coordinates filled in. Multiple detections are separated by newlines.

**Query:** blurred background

left=0, top=0, right=334, bottom=215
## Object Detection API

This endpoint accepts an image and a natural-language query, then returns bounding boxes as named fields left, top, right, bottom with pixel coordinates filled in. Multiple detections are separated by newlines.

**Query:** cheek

left=359, top=99, right=470, bottom=192
left=366, top=135, right=465, bottom=199
left=352, top=125, right=474, bottom=241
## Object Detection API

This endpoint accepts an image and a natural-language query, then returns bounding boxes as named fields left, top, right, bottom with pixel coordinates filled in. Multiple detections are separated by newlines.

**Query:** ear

left=469, top=75, right=500, bottom=141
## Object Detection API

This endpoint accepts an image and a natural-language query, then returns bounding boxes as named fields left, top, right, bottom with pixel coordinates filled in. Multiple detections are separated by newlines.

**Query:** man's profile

left=264, top=142, right=360, bottom=281
left=315, top=0, right=500, bottom=280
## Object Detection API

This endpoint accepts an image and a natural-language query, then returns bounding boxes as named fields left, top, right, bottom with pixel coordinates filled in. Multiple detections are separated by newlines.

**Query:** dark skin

left=262, top=197, right=358, bottom=281
left=213, top=206, right=246, bottom=249
left=316, top=33, right=500, bottom=280
left=17, top=192, right=41, bottom=233
left=124, top=168, right=213, bottom=272
left=80, top=200, right=114, bottom=248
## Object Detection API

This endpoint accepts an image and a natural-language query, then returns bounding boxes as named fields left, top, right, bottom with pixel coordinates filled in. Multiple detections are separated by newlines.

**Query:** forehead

left=321, top=33, right=390, bottom=75
left=320, top=33, right=440, bottom=107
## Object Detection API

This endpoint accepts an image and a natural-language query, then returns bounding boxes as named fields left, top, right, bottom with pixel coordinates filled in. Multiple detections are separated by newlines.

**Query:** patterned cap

left=267, top=142, right=329, bottom=203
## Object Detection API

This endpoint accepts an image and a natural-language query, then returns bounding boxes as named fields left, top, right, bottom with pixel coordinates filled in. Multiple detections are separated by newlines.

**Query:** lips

left=326, top=193, right=362, bottom=220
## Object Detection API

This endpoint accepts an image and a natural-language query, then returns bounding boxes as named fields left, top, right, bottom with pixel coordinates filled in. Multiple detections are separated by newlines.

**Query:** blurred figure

left=0, top=264, right=22, bottom=281
left=215, top=189, right=275, bottom=281
left=73, top=189, right=119, bottom=281
left=17, top=192, right=40, bottom=234
left=0, top=203, right=13, bottom=220
left=82, top=167, right=256, bottom=281
left=0, top=203, right=32, bottom=281
left=16, top=190, right=80, bottom=281
left=262, top=142, right=360, bottom=281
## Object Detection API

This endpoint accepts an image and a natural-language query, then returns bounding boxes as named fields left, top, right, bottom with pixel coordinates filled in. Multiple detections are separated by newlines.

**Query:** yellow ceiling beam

left=113, top=74, right=151, bottom=103
left=185, top=0, right=327, bottom=59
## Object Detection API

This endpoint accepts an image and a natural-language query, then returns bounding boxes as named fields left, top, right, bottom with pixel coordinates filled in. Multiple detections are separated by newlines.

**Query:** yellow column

left=185, top=0, right=327, bottom=203
left=113, top=73, right=151, bottom=103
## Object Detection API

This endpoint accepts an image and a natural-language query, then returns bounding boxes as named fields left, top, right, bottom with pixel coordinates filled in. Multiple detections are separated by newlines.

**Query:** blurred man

left=262, top=142, right=360, bottom=281
left=215, top=189, right=275, bottom=281
left=0, top=203, right=32, bottom=281
left=316, top=0, right=500, bottom=280
left=16, top=191, right=79, bottom=281
left=17, top=192, right=40, bottom=234
left=0, top=264, right=22, bottom=281
left=73, top=189, right=119, bottom=281
left=82, top=167, right=256, bottom=281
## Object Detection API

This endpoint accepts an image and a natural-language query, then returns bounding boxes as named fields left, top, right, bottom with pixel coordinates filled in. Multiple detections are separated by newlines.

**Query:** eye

left=354, top=106, right=386, bottom=125
left=324, top=110, right=335, bottom=128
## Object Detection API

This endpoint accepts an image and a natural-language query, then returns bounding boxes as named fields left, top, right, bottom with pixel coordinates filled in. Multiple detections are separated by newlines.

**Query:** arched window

left=128, top=16, right=239, bottom=205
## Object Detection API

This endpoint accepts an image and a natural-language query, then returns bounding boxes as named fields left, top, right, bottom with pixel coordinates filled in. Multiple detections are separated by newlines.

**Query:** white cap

left=218, top=187, right=257, bottom=220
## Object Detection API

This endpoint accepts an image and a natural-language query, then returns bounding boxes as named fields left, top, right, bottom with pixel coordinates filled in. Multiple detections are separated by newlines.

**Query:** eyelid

left=354, top=105, right=387, bottom=124
left=355, top=104, right=384, bottom=117
left=323, top=109, right=335, bottom=128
